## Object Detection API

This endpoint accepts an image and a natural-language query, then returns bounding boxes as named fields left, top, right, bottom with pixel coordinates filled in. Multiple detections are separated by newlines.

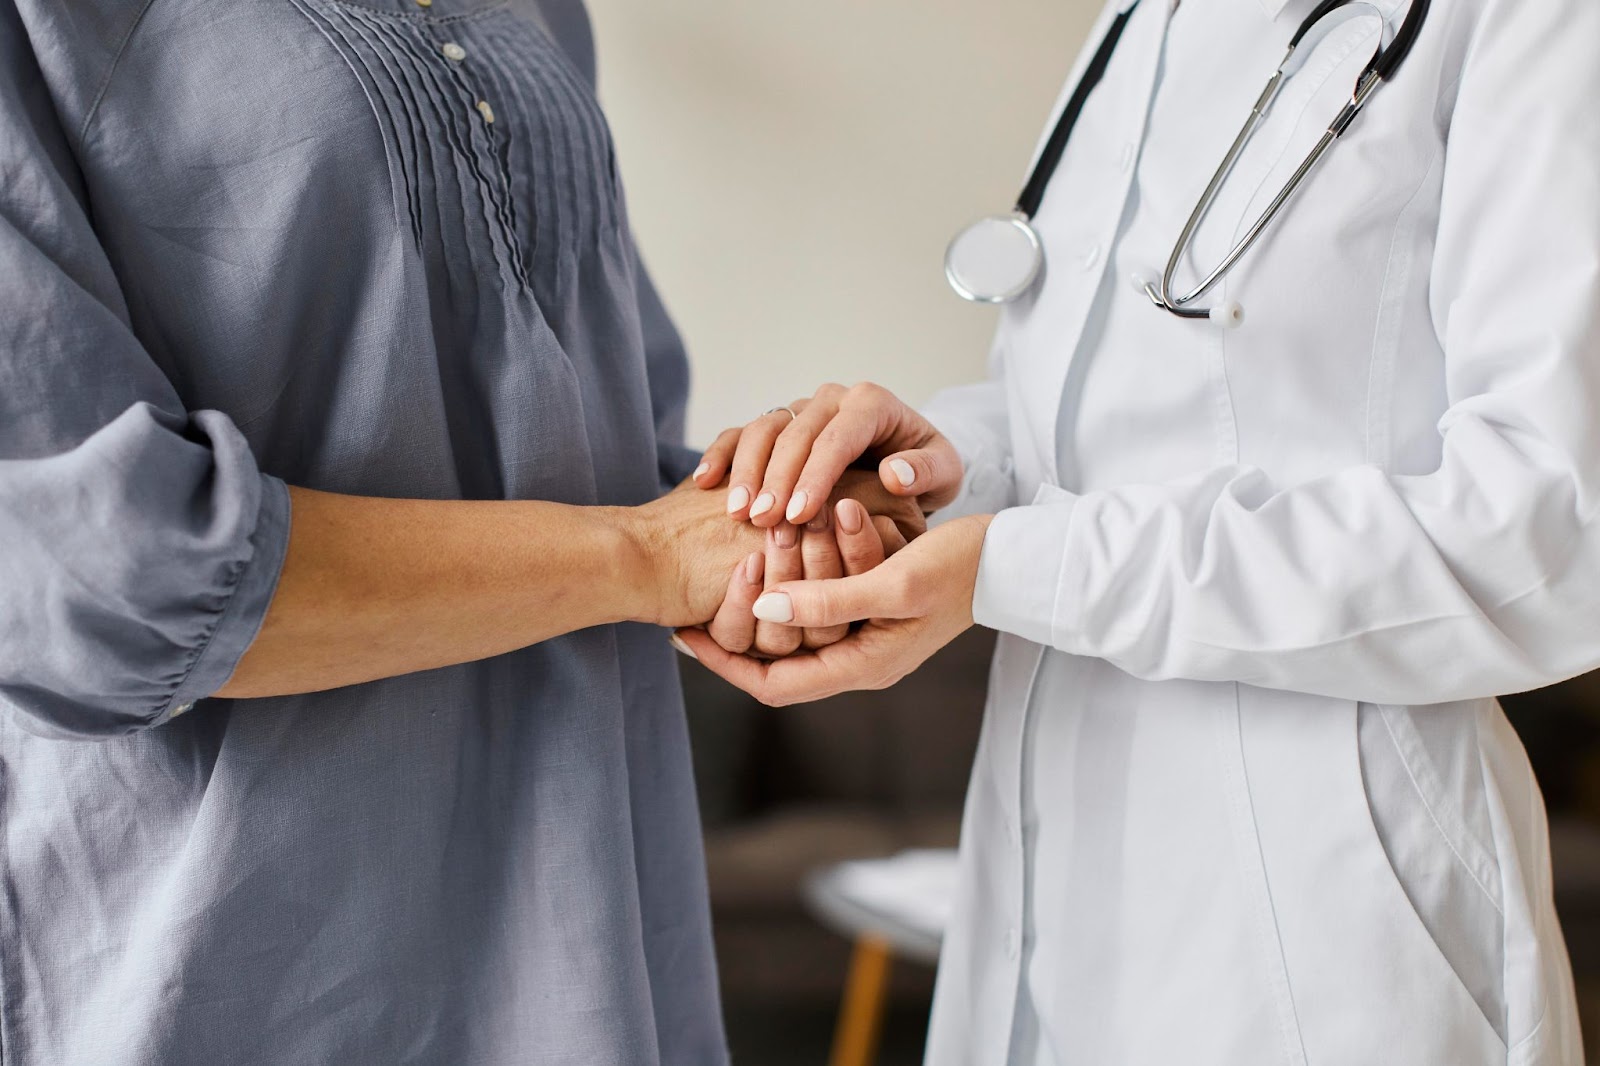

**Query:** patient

left=0, top=3, right=903, bottom=1064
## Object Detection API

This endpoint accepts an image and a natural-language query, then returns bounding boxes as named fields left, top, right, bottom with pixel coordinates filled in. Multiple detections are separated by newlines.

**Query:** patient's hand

left=693, top=496, right=908, bottom=660
left=692, top=383, right=964, bottom=531
left=677, top=515, right=992, bottom=706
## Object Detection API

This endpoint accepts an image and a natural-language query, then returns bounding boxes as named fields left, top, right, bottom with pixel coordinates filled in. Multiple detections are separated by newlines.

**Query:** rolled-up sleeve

left=0, top=10, right=288, bottom=739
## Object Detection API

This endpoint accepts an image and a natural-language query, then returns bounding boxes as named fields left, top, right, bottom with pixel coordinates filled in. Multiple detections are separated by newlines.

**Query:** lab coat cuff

left=160, top=473, right=293, bottom=722
left=922, top=407, right=1013, bottom=525
left=972, top=487, right=1080, bottom=648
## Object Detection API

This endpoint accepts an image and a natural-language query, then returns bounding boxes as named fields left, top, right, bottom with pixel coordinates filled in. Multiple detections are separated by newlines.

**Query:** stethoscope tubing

left=963, top=0, right=1432, bottom=321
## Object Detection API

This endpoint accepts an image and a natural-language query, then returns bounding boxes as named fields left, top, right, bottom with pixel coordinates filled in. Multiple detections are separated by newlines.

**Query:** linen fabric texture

left=0, top=1, right=720, bottom=1063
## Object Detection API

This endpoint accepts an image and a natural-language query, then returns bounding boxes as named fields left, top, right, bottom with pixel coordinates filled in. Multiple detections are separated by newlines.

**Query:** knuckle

left=851, top=381, right=889, bottom=405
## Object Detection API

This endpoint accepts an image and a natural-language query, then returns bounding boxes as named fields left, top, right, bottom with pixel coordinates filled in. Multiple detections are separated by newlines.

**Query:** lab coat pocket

left=1237, top=689, right=1507, bottom=1064
left=1361, top=702, right=1508, bottom=1044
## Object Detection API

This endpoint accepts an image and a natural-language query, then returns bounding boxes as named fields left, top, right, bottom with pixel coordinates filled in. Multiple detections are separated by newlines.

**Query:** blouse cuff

left=159, top=473, right=292, bottom=722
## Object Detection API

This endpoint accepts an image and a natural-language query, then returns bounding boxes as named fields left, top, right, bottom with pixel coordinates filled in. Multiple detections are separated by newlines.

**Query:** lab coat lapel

left=1025, top=0, right=1170, bottom=485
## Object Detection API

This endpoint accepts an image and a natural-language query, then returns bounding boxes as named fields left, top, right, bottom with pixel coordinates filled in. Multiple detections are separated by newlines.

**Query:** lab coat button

left=441, top=42, right=467, bottom=62
left=1082, top=244, right=1102, bottom=270
left=1119, top=141, right=1137, bottom=173
left=1004, top=928, right=1020, bottom=960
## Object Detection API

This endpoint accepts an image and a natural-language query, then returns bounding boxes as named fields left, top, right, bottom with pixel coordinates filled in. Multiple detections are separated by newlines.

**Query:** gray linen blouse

left=0, top=1, right=725, bottom=1063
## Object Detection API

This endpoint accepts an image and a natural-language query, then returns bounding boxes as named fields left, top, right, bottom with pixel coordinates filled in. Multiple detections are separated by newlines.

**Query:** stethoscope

left=944, top=0, right=1431, bottom=328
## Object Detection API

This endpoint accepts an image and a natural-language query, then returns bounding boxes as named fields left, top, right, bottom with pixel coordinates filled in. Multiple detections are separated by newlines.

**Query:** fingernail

left=773, top=523, right=798, bottom=549
left=727, top=486, right=750, bottom=514
left=742, top=552, right=765, bottom=584
left=693, top=462, right=711, bottom=481
left=836, top=498, right=863, bottom=535
left=749, top=492, right=775, bottom=518
left=889, top=458, right=916, bottom=488
left=806, top=511, right=830, bottom=533
left=785, top=490, right=809, bottom=522
left=753, top=592, right=794, bottom=623
left=669, top=633, right=698, bottom=660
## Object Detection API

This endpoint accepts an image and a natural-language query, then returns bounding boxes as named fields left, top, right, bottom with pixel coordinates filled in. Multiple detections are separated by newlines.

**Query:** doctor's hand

left=692, top=383, right=963, bottom=531
left=636, top=469, right=918, bottom=631
left=674, top=515, right=991, bottom=706
left=689, top=497, right=910, bottom=661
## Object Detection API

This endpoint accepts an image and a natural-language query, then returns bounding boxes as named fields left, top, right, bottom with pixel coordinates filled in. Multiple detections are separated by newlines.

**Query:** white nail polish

left=889, top=458, right=916, bottom=488
left=785, top=491, right=809, bottom=522
left=727, top=486, right=750, bottom=513
left=669, top=633, right=698, bottom=660
left=749, top=493, right=775, bottom=518
left=753, top=593, right=794, bottom=624
left=693, top=462, right=711, bottom=481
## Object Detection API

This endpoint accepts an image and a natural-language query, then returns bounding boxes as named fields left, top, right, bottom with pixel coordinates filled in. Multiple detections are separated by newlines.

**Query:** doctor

left=679, top=0, right=1599, bottom=1061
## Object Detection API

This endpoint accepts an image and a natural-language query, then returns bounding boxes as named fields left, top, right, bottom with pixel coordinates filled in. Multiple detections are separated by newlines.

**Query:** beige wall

left=586, top=1, right=1100, bottom=447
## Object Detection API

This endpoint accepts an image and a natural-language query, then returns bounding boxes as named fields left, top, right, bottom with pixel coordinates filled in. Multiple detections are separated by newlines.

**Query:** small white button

left=475, top=100, right=495, bottom=124
left=1119, top=141, right=1137, bottom=173
left=1004, top=928, right=1020, bottom=960
left=1082, top=244, right=1102, bottom=270
left=414, top=0, right=432, bottom=7
left=171, top=702, right=194, bottom=717
left=441, top=42, right=466, bottom=62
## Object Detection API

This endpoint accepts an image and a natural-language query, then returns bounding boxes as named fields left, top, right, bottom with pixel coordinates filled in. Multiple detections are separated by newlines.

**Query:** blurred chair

left=804, top=850, right=957, bottom=1066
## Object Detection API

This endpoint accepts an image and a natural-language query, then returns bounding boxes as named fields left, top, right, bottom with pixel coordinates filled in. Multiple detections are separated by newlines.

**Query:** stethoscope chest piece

left=944, top=214, right=1045, bottom=305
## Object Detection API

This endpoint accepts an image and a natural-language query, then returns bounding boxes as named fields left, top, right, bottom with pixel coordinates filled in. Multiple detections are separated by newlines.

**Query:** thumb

left=751, top=565, right=920, bottom=629
left=878, top=437, right=963, bottom=509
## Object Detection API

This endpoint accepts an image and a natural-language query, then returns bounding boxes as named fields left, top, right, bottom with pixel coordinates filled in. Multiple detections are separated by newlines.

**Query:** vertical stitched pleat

left=327, top=11, right=435, bottom=256
left=288, top=0, right=622, bottom=300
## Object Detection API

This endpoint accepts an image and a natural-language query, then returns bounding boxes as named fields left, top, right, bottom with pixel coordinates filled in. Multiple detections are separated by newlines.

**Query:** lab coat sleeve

left=0, top=14, right=289, bottom=740
left=972, top=0, right=1600, bottom=705
left=922, top=343, right=1018, bottom=523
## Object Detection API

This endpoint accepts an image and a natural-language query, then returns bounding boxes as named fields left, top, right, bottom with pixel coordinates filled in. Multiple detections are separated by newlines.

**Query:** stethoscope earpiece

left=1210, top=302, right=1245, bottom=329
left=1137, top=272, right=1245, bottom=329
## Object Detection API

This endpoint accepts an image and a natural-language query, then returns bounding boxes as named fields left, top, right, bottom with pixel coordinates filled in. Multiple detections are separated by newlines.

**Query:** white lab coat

left=920, top=0, right=1597, bottom=1061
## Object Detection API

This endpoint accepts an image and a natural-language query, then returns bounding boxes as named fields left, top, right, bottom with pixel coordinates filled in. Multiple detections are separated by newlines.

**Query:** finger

left=786, top=391, right=898, bottom=528
left=675, top=627, right=864, bottom=707
left=799, top=510, right=849, bottom=649
left=878, top=437, right=965, bottom=510
left=751, top=563, right=923, bottom=632
left=755, top=386, right=846, bottom=528
left=871, top=514, right=910, bottom=557
left=706, top=552, right=765, bottom=654
left=694, top=427, right=742, bottom=488
left=754, top=523, right=805, bottom=658
left=727, top=407, right=802, bottom=519
left=835, top=499, right=886, bottom=576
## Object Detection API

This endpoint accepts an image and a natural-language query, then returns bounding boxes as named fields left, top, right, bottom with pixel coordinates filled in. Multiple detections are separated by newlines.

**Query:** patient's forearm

left=217, top=487, right=658, bottom=699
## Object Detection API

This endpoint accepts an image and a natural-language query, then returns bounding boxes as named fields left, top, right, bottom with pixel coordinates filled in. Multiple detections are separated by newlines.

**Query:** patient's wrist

left=592, top=505, right=664, bottom=626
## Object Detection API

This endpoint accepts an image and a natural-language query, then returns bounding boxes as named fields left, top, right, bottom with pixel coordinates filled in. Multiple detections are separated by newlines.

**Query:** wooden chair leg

left=828, top=935, right=894, bottom=1066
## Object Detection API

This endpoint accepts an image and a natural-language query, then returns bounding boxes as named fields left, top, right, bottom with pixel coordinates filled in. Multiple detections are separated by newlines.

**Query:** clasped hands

left=668, top=383, right=994, bottom=706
